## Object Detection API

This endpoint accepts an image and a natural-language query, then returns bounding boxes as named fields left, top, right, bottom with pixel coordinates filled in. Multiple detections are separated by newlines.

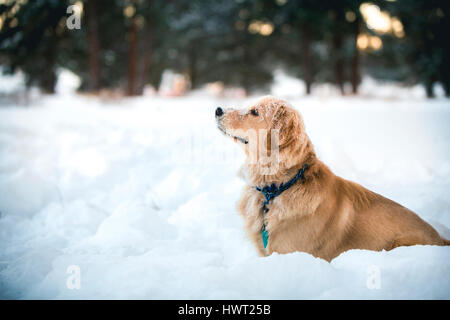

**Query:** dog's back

left=333, top=175, right=449, bottom=257
left=241, top=159, right=449, bottom=262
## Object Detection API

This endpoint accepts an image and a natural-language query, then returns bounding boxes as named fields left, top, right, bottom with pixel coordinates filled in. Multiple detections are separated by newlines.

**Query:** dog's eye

left=250, top=109, right=258, bottom=116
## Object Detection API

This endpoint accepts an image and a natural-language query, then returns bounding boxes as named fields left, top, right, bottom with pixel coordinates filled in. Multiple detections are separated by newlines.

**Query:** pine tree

left=0, top=0, right=70, bottom=93
left=385, top=0, right=450, bottom=97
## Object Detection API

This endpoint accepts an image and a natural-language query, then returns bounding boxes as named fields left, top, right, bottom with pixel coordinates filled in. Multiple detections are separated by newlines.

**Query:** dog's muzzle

left=215, top=107, right=248, bottom=144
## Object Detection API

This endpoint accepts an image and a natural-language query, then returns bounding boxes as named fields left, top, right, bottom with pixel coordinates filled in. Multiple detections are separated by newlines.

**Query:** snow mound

left=0, top=93, right=449, bottom=299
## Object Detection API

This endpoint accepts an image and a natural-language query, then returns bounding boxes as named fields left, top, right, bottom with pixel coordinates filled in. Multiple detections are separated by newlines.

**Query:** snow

left=55, top=69, right=81, bottom=96
left=0, top=67, right=26, bottom=95
left=0, top=77, right=450, bottom=299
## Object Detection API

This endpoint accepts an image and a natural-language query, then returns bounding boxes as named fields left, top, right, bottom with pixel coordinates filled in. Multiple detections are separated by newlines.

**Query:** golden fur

left=217, top=96, right=450, bottom=261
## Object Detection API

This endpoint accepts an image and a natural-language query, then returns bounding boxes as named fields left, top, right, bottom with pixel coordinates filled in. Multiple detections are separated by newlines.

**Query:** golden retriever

left=215, top=96, right=449, bottom=261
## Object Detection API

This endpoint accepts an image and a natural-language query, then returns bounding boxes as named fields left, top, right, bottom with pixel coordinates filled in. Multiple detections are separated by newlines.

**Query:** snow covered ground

left=0, top=80, right=450, bottom=299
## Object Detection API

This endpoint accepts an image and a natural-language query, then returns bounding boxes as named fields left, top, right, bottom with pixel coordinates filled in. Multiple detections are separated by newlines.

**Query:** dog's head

left=215, top=96, right=307, bottom=169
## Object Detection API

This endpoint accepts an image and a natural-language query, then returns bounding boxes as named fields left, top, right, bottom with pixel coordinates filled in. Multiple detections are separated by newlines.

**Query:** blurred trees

left=85, top=0, right=100, bottom=91
left=270, top=0, right=365, bottom=94
left=383, top=0, right=450, bottom=97
left=273, top=0, right=328, bottom=95
left=167, top=0, right=275, bottom=92
left=0, top=0, right=449, bottom=97
left=0, top=0, right=68, bottom=93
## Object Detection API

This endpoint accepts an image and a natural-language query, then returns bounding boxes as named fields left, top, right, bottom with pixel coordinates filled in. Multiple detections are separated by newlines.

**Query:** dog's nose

left=215, top=107, right=223, bottom=117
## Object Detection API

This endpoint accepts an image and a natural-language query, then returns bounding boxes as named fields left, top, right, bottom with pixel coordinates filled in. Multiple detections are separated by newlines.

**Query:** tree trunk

left=127, top=17, right=139, bottom=96
left=333, top=32, right=345, bottom=95
left=444, top=81, right=450, bottom=98
left=41, top=35, right=57, bottom=94
left=332, top=10, right=345, bottom=95
left=300, top=25, right=312, bottom=95
left=188, top=50, right=197, bottom=90
left=138, top=21, right=152, bottom=95
left=41, top=68, right=57, bottom=94
left=241, top=26, right=250, bottom=95
left=86, top=0, right=101, bottom=92
left=425, top=81, right=435, bottom=98
left=351, top=16, right=361, bottom=94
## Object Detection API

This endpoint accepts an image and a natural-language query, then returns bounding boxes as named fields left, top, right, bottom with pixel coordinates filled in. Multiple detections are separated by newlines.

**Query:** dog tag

left=261, top=228, right=269, bottom=249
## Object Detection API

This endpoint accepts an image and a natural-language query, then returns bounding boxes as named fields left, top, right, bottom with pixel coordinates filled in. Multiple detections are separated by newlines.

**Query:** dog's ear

left=272, top=105, right=299, bottom=147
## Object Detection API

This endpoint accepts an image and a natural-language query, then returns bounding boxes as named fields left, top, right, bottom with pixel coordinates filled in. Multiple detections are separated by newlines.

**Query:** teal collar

left=255, top=164, right=309, bottom=250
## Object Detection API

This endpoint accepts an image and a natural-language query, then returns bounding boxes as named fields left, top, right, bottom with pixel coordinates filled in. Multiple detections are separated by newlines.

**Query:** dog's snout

left=215, top=107, right=223, bottom=117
